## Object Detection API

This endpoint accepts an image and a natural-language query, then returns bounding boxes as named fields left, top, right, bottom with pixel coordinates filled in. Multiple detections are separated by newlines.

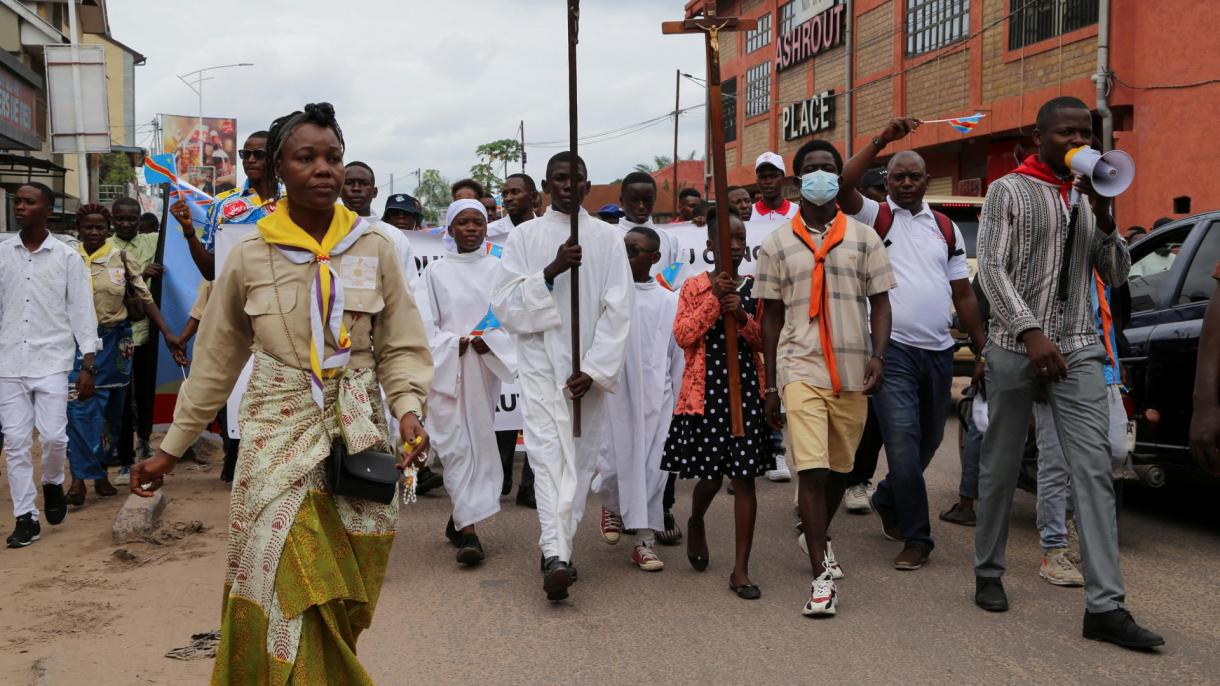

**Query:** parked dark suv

left=1123, top=211, right=1220, bottom=485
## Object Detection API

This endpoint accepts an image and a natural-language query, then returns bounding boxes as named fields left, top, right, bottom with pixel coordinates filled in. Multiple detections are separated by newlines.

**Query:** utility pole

left=390, top=172, right=394, bottom=195
left=672, top=68, right=680, bottom=216
left=519, top=120, right=526, bottom=173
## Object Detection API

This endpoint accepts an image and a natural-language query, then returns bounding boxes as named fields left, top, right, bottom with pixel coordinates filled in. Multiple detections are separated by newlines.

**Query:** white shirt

left=0, top=232, right=100, bottom=378
left=851, top=196, right=969, bottom=350
left=750, top=198, right=799, bottom=221
left=369, top=218, right=420, bottom=294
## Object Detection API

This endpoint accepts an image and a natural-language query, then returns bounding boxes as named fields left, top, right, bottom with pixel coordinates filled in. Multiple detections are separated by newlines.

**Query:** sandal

left=66, top=481, right=86, bottom=507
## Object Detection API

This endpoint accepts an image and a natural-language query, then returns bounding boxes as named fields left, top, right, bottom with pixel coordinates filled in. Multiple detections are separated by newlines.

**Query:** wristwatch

left=871, top=136, right=887, bottom=150
left=81, top=364, right=99, bottom=376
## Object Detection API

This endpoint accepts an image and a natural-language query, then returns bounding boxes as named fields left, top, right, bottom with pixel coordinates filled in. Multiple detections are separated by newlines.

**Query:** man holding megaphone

left=972, top=96, right=1164, bottom=650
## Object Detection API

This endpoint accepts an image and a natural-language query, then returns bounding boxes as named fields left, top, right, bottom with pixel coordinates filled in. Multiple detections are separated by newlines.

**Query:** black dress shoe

left=455, top=534, right=486, bottom=566
left=42, top=484, right=67, bottom=526
left=1083, top=608, right=1165, bottom=649
left=871, top=493, right=901, bottom=541
left=445, top=517, right=460, bottom=547
left=975, top=576, right=1009, bottom=612
left=415, top=467, right=444, bottom=496
left=516, top=486, right=536, bottom=509
left=542, top=556, right=573, bottom=601
left=6, top=514, right=40, bottom=548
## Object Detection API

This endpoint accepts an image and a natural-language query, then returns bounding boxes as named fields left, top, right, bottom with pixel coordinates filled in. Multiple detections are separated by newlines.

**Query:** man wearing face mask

left=836, top=118, right=987, bottom=572
left=757, top=140, right=895, bottom=617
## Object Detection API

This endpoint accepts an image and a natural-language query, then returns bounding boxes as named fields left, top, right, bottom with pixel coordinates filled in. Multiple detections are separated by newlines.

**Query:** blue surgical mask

left=800, top=170, right=839, bottom=206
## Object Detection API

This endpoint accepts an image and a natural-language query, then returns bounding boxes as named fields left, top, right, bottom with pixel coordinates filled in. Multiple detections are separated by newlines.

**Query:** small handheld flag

left=656, top=261, right=683, bottom=291
left=484, top=242, right=504, bottom=258
left=143, top=153, right=177, bottom=185
left=923, top=112, right=986, bottom=134
left=470, top=306, right=501, bottom=336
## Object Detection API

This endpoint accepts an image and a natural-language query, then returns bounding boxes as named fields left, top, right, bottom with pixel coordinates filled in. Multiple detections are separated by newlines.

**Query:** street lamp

left=176, top=62, right=253, bottom=165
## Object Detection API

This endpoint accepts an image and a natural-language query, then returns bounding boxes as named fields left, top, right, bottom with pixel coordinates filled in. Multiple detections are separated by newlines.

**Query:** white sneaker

left=766, top=455, right=792, bottom=482
left=824, top=540, right=844, bottom=580
left=113, top=466, right=131, bottom=486
left=795, top=534, right=845, bottom=580
left=843, top=484, right=872, bottom=514
left=802, top=572, right=838, bottom=617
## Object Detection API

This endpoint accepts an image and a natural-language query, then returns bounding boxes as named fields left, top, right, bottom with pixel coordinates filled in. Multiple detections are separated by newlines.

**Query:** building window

left=723, top=77, right=738, bottom=143
left=745, top=63, right=771, bottom=118
left=906, top=0, right=971, bottom=56
left=780, top=2, right=799, bottom=35
left=1009, top=0, right=1099, bottom=50
left=745, top=13, right=772, bottom=53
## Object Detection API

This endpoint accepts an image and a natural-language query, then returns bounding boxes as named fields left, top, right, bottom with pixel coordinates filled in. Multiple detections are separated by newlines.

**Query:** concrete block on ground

left=112, top=491, right=169, bottom=545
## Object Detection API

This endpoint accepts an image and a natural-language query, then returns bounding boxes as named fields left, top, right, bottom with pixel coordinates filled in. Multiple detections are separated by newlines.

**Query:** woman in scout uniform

left=65, top=204, right=180, bottom=506
left=130, top=103, right=433, bottom=685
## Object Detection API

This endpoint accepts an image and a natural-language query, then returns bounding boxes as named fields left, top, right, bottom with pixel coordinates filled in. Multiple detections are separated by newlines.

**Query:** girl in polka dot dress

left=661, top=209, right=771, bottom=599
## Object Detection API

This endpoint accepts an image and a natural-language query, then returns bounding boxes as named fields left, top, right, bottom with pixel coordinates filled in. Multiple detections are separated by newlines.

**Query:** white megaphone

left=1065, top=146, right=1135, bottom=197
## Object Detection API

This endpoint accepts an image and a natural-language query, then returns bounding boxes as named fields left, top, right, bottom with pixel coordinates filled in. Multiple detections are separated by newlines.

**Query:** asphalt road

left=360, top=412, right=1220, bottom=685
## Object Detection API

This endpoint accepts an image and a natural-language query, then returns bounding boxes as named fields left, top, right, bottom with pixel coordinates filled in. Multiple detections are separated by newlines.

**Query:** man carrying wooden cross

left=492, top=151, right=633, bottom=603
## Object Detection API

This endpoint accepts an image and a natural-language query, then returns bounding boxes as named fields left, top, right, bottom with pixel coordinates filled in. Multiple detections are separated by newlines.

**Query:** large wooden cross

left=663, top=5, right=757, bottom=437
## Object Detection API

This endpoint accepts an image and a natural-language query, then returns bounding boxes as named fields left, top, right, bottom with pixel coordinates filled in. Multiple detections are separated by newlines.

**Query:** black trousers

left=118, top=340, right=158, bottom=464
left=496, top=429, right=533, bottom=492
left=846, top=399, right=883, bottom=487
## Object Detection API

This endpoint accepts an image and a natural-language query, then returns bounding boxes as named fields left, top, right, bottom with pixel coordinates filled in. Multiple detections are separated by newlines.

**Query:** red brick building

left=684, top=0, right=1220, bottom=228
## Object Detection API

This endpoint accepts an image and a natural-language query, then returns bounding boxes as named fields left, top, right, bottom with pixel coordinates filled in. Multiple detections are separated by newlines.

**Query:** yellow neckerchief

left=76, top=242, right=113, bottom=289
left=256, top=200, right=370, bottom=408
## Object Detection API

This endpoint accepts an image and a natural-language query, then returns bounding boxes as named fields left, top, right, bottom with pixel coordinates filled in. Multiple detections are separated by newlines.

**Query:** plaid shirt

left=754, top=214, right=895, bottom=391
left=977, top=173, right=1130, bottom=354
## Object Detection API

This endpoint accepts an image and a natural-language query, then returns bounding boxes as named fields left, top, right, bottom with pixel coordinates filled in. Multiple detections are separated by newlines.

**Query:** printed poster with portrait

left=159, top=114, right=239, bottom=194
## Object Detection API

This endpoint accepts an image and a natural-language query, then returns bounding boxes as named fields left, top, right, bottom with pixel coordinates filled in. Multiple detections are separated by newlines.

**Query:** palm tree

left=633, top=155, right=673, bottom=174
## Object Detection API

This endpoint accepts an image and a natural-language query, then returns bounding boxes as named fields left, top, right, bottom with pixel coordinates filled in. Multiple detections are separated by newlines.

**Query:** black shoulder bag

left=266, top=244, right=400, bottom=504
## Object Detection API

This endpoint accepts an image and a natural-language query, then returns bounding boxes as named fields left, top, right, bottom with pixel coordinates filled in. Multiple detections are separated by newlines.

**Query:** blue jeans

left=67, top=387, right=116, bottom=481
left=872, top=340, right=954, bottom=551
left=960, top=393, right=984, bottom=500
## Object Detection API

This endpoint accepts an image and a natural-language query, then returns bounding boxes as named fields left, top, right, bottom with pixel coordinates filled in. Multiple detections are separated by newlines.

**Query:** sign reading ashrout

left=776, top=2, right=846, bottom=73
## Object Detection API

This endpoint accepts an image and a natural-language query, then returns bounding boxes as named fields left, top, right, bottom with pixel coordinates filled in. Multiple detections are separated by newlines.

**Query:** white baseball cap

left=755, top=151, right=786, bottom=175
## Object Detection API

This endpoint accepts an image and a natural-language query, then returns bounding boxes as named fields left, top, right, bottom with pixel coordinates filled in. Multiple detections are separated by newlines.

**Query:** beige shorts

left=783, top=382, right=868, bottom=473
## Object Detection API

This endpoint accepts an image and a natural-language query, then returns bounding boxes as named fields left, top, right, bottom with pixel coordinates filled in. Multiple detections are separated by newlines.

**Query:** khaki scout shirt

left=189, top=280, right=212, bottom=321
left=161, top=229, right=433, bottom=457
left=108, top=233, right=158, bottom=345
left=85, top=248, right=155, bottom=329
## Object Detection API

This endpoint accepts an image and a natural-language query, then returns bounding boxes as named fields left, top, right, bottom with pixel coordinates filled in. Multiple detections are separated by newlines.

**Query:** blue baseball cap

left=384, top=193, right=423, bottom=217
left=597, top=203, right=625, bottom=218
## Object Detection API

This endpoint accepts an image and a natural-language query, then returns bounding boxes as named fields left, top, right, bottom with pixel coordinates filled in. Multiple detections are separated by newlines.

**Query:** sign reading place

left=776, top=1, right=846, bottom=73
left=782, top=90, right=836, bottom=141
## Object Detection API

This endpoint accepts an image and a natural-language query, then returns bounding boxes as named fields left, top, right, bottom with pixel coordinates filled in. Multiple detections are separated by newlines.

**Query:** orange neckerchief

left=790, top=211, right=848, bottom=395
left=1094, top=271, right=1116, bottom=371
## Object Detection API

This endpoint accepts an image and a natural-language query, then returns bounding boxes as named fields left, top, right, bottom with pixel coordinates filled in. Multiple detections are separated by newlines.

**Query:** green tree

left=474, top=138, right=524, bottom=189
left=100, top=151, right=136, bottom=187
left=633, top=155, right=672, bottom=174
left=414, top=168, right=450, bottom=225
left=468, top=162, right=499, bottom=196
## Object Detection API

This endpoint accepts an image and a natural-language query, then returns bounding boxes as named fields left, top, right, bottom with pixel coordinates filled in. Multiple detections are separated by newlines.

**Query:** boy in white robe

left=592, top=227, right=683, bottom=572
left=420, top=200, right=516, bottom=565
left=492, top=152, right=633, bottom=602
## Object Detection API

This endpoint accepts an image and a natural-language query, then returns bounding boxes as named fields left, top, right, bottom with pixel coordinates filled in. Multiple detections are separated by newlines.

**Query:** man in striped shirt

left=973, top=96, right=1162, bottom=650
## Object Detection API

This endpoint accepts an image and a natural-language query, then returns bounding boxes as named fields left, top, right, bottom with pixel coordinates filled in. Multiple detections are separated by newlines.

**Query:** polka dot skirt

left=662, top=278, right=771, bottom=480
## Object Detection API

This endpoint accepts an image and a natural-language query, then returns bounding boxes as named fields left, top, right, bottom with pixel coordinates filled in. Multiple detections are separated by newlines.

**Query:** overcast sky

left=109, top=0, right=709, bottom=193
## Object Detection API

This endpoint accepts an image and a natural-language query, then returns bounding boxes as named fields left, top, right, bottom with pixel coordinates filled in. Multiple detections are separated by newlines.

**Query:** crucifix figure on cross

left=662, top=5, right=758, bottom=437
